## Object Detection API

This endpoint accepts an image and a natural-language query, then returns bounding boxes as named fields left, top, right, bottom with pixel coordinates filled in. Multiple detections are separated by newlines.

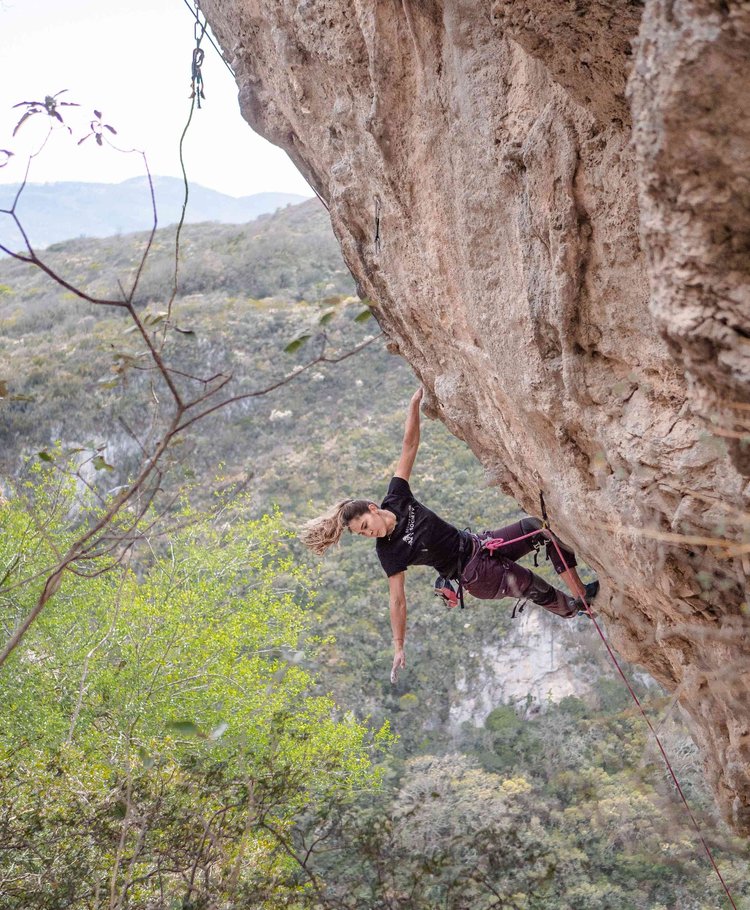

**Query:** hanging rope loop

left=190, top=3, right=207, bottom=108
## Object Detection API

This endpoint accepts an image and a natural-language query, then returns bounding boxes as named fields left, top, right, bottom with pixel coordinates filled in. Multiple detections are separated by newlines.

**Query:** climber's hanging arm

left=389, top=571, right=407, bottom=683
left=394, top=387, right=423, bottom=481
left=390, top=388, right=421, bottom=683
left=387, top=390, right=421, bottom=682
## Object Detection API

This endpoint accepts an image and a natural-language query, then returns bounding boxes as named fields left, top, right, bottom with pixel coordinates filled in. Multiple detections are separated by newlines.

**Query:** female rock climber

left=301, top=388, right=598, bottom=683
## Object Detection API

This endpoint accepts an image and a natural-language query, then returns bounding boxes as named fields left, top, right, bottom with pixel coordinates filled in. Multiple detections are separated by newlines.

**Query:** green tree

left=0, top=481, right=388, bottom=908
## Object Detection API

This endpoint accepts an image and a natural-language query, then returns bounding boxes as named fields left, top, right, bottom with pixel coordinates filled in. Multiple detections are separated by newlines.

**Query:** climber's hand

left=390, top=647, right=406, bottom=684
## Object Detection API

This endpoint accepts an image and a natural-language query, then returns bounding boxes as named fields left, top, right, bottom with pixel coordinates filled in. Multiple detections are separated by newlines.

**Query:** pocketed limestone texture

left=200, top=0, right=750, bottom=832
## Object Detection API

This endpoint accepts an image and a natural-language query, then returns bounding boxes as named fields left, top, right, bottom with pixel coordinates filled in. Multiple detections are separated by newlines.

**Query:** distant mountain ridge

left=0, top=176, right=310, bottom=250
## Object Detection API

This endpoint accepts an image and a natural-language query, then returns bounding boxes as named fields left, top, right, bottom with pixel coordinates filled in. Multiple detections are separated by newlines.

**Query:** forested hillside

left=0, top=201, right=747, bottom=908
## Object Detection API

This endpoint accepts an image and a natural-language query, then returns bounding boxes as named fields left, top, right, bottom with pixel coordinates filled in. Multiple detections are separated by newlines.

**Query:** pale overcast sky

left=0, top=0, right=313, bottom=197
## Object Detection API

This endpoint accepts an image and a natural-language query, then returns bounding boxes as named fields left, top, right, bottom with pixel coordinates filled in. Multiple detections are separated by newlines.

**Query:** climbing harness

left=433, top=530, right=475, bottom=609
left=477, top=492, right=739, bottom=910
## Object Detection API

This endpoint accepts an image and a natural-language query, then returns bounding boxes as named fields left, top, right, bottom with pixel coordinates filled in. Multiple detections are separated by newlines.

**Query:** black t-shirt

left=375, top=476, right=468, bottom=577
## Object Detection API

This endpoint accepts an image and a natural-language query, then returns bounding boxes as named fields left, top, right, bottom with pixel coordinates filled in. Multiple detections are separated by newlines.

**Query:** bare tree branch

left=0, top=92, right=383, bottom=676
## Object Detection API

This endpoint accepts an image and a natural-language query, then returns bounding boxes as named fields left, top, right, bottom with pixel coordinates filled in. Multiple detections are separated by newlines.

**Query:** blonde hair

left=300, top=498, right=374, bottom=555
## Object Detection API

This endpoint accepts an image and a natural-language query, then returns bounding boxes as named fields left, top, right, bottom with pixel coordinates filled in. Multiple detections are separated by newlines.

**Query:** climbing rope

left=486, top=506, right=740, bottom=910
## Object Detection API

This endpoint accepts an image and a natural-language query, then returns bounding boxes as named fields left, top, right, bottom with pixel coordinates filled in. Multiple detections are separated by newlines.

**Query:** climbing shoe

left=572, top=581, right=599, bottom=617
left=572, top=599, right=594, bottom=618
left=584, top=580, right=600, bottom=602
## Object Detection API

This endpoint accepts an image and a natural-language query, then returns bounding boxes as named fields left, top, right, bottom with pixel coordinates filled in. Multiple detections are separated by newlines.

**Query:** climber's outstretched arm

left=394, top=387, right=423, bottom=482
left=389, top=571, right=407, bottom=683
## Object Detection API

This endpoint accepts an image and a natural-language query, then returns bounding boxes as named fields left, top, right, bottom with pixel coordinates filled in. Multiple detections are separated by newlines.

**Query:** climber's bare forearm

left=395, top=388, right=423, bottom=481
left=561, top=567, right=585, bottom=598
left=389, top=572, right=407, bottom=683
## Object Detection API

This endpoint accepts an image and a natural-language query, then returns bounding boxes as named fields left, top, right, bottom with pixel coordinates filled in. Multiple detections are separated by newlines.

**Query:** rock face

left=200, top=0, right=750, bottom=832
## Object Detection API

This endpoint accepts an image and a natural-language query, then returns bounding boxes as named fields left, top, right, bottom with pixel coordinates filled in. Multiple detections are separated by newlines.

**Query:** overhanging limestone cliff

left=200, top=0, right=750, bottom=832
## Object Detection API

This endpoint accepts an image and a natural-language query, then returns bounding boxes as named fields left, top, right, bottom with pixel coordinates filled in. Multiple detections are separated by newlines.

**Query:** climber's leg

left=462, top=552, right=580, bottom=618
left=483, top=516, right=578, bottom=574
left=520, top=569, right=581, bottom=618
left=481, top=518, right=538, bottom=561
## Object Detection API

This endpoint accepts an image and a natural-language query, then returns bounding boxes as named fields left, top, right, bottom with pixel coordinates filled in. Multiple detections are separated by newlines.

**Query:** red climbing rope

left=485, top=524, right=740, bottom=910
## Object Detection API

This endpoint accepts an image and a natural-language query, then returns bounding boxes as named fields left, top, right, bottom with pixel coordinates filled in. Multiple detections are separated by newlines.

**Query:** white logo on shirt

left=403, top=505, right=416, bottom=545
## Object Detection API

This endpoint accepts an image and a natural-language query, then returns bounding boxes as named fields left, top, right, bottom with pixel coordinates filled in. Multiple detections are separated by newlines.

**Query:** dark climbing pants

left=459, top=517, right=580, bottom=619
